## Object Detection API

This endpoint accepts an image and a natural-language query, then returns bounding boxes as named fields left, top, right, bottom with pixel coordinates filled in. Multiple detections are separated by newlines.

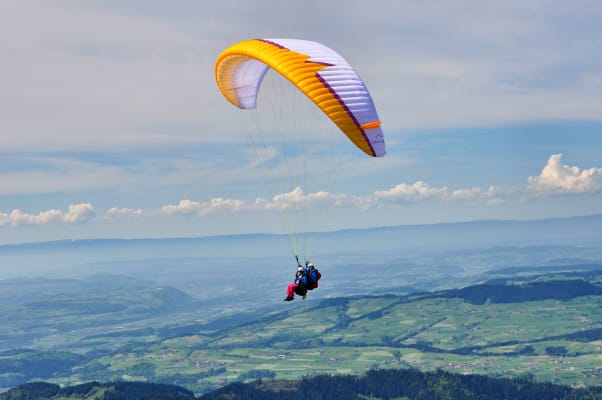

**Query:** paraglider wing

left=215, top=38, right=385, bottom=157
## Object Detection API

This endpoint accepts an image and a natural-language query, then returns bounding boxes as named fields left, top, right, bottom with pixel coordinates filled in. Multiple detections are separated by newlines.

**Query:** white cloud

left=449, top=185, right=507, bottom=205
left=63, top=204, right=96, bottom=224
left=0, top=209, right=62, bottom=227
left=374, top=181, right=448, bottom=203
left=270, top=187, right=305, bottom=210
left=159, top=198, right=247, bottom=217
left=105, top=207, right=144, bottom=219
left=160, top=199, right=210, bottom=216
left=156, top=187, right=364, bottom=217
left=450, top=188, right=482, bottom=201
left=527, top=153, right=602, bottom=194
left=308, top=191, right=367, bottom=208
left=0, top=203, right=95, bottom=227
left=261, top=187, right=367, bottom=211
left=484, top=186, right=508, bottom=206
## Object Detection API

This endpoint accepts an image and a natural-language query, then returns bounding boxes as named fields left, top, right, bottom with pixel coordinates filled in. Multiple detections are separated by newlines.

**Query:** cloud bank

left=1, top=154, right=599, bottom=228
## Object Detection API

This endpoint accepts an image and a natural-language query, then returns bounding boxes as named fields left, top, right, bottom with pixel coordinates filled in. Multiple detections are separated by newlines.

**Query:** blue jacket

left=308, top=269, right=319, bottom=287
left=295, top=271, right=308, bottom=287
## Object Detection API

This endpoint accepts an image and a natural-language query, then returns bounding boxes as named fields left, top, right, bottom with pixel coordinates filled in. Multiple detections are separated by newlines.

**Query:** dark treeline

left=443, top=279, right=602, bottom=304
left=2, top=368, right=602, bottom=399
left=0, top=381, right=196, bottom=400
left=201, top=369, right=602, bottom=400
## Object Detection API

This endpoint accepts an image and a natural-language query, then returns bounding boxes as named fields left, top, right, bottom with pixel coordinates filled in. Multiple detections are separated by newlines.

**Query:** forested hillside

left=0, top=381, right=195, bottom=400
left=2, top=369, right=601, bottom=400
left=443, top=279, right=602, bottom=304
left=201, top=369, right=602, bottom=400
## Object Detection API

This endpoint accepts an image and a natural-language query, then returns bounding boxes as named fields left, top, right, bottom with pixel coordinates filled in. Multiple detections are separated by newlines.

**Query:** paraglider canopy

left=215, top=38, right=385, bottom=157
left=215, top=38, right=385, bottom=262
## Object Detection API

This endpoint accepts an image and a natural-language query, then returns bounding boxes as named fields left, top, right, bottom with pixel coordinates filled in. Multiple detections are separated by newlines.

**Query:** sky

left=0, top=0, right=601, bottom=244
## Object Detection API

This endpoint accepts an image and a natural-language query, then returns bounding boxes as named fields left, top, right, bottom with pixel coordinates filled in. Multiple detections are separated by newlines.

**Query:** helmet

left=297, top=266, right=304, bottom=273
left=307, top=263, right=314, bottom=268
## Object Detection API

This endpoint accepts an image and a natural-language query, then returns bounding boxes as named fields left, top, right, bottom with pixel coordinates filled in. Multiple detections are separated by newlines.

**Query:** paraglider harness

left=305, top=263, right=321, bottom=290
left=295, top=256, right=321, bottom=292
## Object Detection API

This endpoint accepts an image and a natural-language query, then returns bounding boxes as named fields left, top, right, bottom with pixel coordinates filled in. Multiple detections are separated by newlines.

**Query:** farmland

left=1, top=270, right=597, bottom=394
left=1, top=243, right=602, bottom=394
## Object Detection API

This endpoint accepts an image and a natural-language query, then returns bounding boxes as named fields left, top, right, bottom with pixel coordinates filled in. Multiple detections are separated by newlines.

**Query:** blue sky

left=0, top=1, right=601, bottom=244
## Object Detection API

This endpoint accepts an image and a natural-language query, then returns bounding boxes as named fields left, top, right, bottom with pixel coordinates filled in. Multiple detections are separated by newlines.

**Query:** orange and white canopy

left=215, top=38, right=385, bottom=157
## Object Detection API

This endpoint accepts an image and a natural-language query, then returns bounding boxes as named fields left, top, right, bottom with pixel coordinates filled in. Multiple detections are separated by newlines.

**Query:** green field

left=46, top=284, right=602, bottom=392
left=2, top=268, right=601, bottom=394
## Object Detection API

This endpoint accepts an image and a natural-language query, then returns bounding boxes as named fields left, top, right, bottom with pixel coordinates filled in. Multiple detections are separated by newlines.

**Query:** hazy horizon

left=1, top=211, right=600, bottom=247
left=1, top=213, right=600, bottom=281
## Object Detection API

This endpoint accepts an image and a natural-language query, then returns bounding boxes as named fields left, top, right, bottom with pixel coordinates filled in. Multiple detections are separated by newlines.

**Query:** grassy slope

left=65, top=273, right=602, bottom=392
left=2, top=271, right=601, bottom=394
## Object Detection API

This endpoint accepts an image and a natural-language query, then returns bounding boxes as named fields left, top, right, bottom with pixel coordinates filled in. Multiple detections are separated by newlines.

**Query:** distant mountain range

left=0, top=214, right=600, bottom=278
